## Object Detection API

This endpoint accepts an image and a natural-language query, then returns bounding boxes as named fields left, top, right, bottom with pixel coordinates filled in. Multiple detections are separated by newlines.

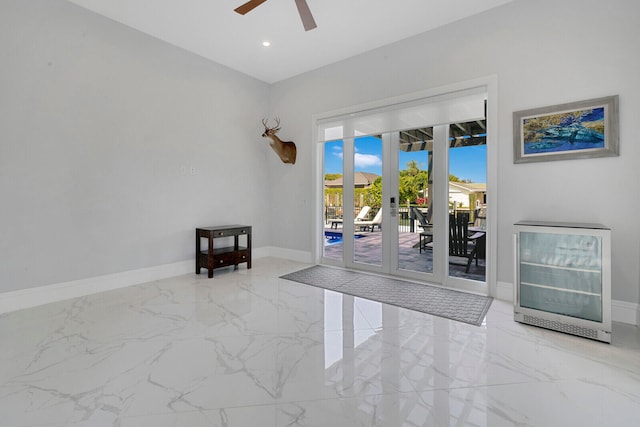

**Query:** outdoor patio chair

left=473, top=213, right=486, bottom=229
left=449, top=212, right=479, bottom=273
left=330, top=206, right=370, bottom=228
left=355, top=206, right=371, bottom=222
left=424, top=212, right=480, bottom=272
left=411, top=206, right=431, bottom=231
left=411, top=207, right=433, bottom=252
left=354, top=208, right=382, bottom=231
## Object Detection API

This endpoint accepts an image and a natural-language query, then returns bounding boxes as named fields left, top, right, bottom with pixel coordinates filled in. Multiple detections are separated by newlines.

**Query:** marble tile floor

left=1, top=257, right=639, bottom=426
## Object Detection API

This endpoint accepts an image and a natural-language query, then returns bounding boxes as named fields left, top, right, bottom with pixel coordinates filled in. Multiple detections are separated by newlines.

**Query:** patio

left=323, top=229, right=486, bottom=282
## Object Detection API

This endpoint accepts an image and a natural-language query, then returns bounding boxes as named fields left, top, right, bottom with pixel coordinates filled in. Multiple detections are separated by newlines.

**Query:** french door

left=318, top=87, right=489, bottom=293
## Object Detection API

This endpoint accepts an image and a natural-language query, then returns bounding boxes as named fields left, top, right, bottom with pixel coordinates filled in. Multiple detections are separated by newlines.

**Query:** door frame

left=313, top=76, right=498, bottom=297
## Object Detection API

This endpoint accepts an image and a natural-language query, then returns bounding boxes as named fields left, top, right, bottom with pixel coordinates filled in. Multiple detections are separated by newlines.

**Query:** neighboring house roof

left=325, top=172, right=379, bottom=188
left=449, top=182, right=486, bottom=194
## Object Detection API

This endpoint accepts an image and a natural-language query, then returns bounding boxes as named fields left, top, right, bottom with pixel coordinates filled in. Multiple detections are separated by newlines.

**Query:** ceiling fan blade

left=294, top=0, right=317, bottom=31
left=234, top=0, right=267, bottom=15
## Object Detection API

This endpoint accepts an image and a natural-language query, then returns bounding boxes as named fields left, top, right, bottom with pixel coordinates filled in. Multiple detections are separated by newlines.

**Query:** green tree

left=399, top=160, right=429, bottom=204
left=324, top=174, right=343, bottom=211
left=449, top=174, right=472, bottom=183
left=404, top=160, right=420, bottom=176
left=362, top=176, right=382, bottom=208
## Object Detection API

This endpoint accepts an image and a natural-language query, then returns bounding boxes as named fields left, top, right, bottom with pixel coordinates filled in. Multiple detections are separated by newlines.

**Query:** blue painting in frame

left=513, top=95, right=619, bottom=163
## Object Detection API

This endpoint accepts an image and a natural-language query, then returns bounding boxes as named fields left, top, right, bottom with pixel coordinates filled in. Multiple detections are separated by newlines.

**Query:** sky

left=324, top=136, right=487, bottom=183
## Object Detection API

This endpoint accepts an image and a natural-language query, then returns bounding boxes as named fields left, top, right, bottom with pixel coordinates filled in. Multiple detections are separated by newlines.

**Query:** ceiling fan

left=234, top=0, right=317, bottom=31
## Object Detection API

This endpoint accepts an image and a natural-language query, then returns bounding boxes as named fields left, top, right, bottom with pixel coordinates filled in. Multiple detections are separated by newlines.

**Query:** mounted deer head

left=261, top=118, right=297, bottom=164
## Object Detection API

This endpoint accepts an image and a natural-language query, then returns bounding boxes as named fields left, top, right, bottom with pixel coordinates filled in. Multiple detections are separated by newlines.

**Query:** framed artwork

left=513, top=95, right=619, bottom=163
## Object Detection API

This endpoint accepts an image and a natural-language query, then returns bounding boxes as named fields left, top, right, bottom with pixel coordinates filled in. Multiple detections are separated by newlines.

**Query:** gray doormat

left=280, top=265, right=492, bottom=326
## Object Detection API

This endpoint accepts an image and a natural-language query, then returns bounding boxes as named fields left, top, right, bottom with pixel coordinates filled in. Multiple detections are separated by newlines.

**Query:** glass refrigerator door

left=519, top=231, right=602, bottom=322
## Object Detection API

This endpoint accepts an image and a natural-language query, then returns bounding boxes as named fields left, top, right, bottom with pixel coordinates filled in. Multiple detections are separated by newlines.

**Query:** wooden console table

left=196, top=225, right=252, bottom=278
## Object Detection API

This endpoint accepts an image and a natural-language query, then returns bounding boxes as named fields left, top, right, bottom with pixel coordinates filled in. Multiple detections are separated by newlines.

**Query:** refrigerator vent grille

left=523, top=314, right=598, bottom=339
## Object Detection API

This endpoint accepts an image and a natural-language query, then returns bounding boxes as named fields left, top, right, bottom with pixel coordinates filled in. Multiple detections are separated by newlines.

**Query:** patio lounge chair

left=354, top=208, right=382, bottom=231
left=354, top=206, right=371, bottom=223
left=330, top=206, right=371, bottom=228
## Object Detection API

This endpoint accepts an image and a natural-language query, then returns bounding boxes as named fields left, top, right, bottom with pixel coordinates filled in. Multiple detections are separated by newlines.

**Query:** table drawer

left=213, top=251, right=236, bottom=268
left=210, top=227, right=250, bottom=238
left=236, top=249, right=250, bottom=264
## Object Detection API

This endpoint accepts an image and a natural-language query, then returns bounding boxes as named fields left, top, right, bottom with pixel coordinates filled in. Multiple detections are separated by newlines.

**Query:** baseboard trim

left=612, top=299, right=640, bottom=326
left=496, top=280, right=514, bottom=302
left=0, top=260, right=194, bottom=315
left=255, top=246, right=312, bottom=263
left=0, top=248, right=313, bottom=315
left=495, top=281, right=639, bottom=326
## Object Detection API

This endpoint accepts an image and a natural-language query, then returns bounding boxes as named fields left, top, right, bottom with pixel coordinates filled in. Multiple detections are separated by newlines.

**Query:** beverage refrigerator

left=514, top=221, right=611, bottom=343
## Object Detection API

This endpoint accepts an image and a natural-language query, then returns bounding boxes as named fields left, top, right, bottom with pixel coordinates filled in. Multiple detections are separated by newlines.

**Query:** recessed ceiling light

left=262, top=41, right=271, bottom=47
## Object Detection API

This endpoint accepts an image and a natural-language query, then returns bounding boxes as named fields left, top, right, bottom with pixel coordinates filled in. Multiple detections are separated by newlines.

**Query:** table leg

left=196, top=230, right=201, bottom=274
left=208, top=233, right=214, bottom=278
left=247, top=232, right=252, bottom=269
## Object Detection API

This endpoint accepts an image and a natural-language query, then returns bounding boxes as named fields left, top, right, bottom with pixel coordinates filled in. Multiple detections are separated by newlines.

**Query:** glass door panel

left=353, top=135, right=383, bottom=267
left=323, top=140, right=344, bottom=262
left=447, top=120, right=487, bottom=283
left=397, top=127, right=434, bottom=275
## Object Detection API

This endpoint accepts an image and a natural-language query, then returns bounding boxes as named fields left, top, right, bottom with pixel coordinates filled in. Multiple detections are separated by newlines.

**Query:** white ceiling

left=66, top=0, right=513, bottom=84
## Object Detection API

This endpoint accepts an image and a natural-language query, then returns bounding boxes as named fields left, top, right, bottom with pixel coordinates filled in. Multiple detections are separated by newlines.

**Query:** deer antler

left=262, top=117, right=281, bottom=132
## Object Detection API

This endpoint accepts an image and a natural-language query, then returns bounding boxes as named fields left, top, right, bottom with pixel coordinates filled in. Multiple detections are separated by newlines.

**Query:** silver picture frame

left=513, top=95, right=619, bottom=163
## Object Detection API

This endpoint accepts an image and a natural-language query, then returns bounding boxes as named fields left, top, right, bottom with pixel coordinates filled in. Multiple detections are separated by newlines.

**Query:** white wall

left=2, top=0, right=638, bottom=317
left=268, top=0, right=640, bottom=306
left=0, top=0, right=271, bottom=293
